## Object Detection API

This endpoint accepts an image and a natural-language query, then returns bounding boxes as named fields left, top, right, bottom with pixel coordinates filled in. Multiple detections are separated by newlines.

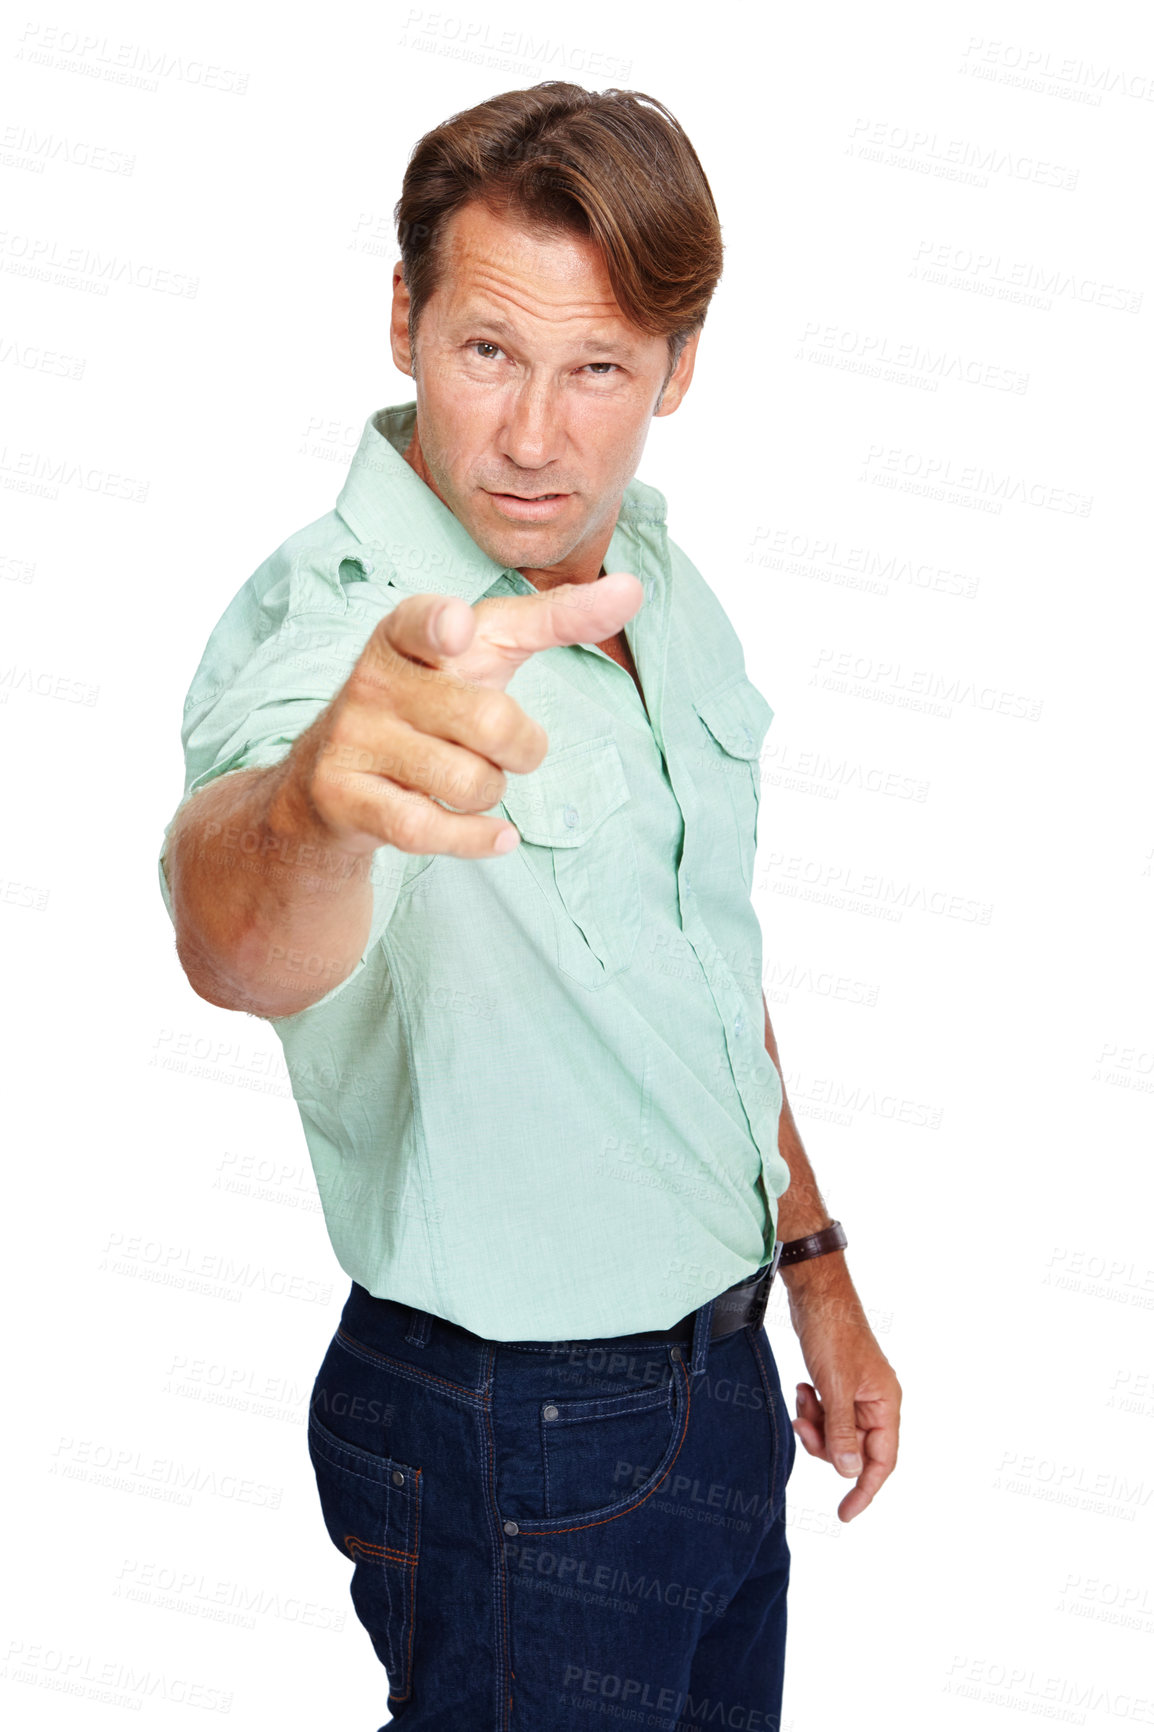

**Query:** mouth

left=484, top=489, right=572, bottom=520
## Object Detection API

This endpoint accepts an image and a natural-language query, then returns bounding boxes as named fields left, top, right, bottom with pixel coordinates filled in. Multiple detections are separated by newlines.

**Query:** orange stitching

left=343, top=1536, right=417, bottom=1565
left=480, top=1347, right=512, bottom=1732
left=516, top=1357, right=692, bottom=1537
left=369, top=1464, right=423, bottom=1707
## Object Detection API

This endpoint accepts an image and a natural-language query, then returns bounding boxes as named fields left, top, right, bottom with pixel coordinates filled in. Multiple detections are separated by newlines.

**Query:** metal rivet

left=670, top=1346, right=682, bottom=1363
left=543, top=1404, right=559, bottom=1421
left=503, top=1520, right=520, bottom=1536
left=392, top=1470, right=404, bottom=1487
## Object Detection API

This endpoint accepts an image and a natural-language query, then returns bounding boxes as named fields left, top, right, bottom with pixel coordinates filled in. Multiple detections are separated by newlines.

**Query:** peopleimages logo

left=959, top=36, right=1154, bottom=104
left=810, top=646, right=1044, bottom=722
left=758, top=852, right=994, bottom=927
left=397, top=9, right=632, bottom=78
left=859, top=444, right=1092, bottom=516
left=847, top=116, right=1079, bottom=190
left=747, top=525, right=979, bottom=601
left=559, top=1665, right=779, bottom=1729
left=794, top=320, right=1029, bottom=394
left=912, top=239, right=1143, bottom=314
left=16, top=22, right=250, bottom=95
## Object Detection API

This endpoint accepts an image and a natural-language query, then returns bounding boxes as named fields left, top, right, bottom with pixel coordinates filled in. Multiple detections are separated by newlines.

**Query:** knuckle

left=309, top=752, right=352, bottom=807
left=425, top=756, right=472, bottom=808
left=468, top=689, right=518, bottom=756
left=305, top=769, right=341, bottom=827
left=386, top=795, right=432, bottom=854
left=472, top=763, right=508, bottom=809
left=323, top=701, right=361, bottom=750
left=319, top=724, right=375, bottom=779
left=349, top=642, right=400, bottom=702
left=448, top=761, right=506, bottom=812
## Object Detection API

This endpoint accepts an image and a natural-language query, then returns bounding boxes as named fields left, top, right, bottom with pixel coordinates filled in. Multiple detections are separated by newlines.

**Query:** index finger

left=473, top=571, right=645, bottom=662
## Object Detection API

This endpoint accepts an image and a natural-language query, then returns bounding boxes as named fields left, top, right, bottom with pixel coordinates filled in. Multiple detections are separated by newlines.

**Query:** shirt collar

left=335, top=401, right=669, bottom=606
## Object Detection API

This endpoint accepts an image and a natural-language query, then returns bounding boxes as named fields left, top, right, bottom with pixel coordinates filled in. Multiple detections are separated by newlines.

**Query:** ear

left=390, top=262, right=414, bottom=377
left=653, top=329, right=701, bottom=419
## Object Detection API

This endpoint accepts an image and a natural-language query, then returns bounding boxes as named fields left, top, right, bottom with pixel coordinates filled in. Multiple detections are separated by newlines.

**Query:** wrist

left=776, top=1218, right=846, bottom=1269
left=775, top=1219, right=853, bottom=1295
left=775, top=1212, right=836, bottom=1250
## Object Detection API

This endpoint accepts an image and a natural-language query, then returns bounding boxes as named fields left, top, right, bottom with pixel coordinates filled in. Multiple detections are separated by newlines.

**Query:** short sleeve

left=158, top=523, right=415, bottom=1010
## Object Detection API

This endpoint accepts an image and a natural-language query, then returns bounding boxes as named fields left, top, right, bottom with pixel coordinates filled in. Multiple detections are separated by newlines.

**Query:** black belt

left=607, top=1238, right=783, bottom=1351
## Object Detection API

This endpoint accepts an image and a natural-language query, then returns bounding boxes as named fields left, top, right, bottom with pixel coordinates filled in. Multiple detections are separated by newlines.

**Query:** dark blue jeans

left=308, top=1280, right=796, bottom=1730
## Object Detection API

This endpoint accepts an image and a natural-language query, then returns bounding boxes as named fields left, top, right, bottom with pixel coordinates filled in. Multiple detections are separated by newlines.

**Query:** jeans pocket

left=522, top=1355, right=689, bottom=1531
left=307, top=1409, right=422, bottom=1703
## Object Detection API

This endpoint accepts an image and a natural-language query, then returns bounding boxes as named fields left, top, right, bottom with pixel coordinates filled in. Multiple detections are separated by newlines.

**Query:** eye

left=583, top=362, right=619, bottom=375
left=470, top=341, right=504, bottom=360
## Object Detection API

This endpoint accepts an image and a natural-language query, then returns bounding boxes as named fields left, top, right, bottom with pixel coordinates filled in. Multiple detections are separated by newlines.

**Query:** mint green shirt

left=159, top=402, right=790, bottom=1340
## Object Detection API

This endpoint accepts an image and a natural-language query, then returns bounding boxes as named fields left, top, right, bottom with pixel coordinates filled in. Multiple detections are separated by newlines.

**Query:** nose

left=497, top=375, right=565, bottom=474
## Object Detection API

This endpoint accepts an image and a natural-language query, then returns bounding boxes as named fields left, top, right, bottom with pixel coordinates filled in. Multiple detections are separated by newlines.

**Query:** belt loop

left=768, top=1235, right=783, bottom=1289
left=405, top=1309, right=431, bottom=1348
left=689, top=1296, right=715, bottom=1377
left=748, top=1241, right=782, bottom=1338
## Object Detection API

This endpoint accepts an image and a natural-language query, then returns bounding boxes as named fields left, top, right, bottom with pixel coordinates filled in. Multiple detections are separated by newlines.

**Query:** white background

left=2, top=0, right=1152, bottom=1726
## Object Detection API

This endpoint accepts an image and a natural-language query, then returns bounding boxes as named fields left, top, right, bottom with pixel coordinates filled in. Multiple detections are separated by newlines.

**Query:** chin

left=468, top=517, right=573, bottom=573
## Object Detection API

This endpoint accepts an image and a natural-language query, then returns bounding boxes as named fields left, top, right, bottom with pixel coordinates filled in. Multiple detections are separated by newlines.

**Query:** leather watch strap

left=777, top=1220, right=847, bottom=1267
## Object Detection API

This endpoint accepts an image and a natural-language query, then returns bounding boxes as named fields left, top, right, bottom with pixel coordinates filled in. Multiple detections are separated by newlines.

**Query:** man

left=159, top=82, right=900, bottom=1730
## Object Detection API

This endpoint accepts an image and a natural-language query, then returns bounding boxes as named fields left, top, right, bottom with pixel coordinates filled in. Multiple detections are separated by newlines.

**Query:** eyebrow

left=461, top=314, right=641, bottom=359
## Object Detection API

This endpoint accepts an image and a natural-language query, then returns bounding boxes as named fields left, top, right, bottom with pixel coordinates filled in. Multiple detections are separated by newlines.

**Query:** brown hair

left=394, top=82, right=723, bottom=372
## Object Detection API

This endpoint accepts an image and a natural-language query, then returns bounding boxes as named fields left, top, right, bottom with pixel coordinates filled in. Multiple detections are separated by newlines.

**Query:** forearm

left=164, top=740, right=374, bottom=1019
left=763, top=994, right=864, bottom=1320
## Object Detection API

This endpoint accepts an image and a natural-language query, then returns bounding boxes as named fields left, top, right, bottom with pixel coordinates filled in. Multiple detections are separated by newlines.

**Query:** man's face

left=389, top=199, right=698, bottom=575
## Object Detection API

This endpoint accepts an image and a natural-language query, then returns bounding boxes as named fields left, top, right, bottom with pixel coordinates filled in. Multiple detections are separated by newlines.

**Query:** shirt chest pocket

left=690, top=674, right=774, bottom=891
left=499, top=735, right=641, bottom=990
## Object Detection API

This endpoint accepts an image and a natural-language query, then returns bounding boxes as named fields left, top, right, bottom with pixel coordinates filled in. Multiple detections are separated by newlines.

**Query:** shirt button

left=734, top=1014, right=745, bottom=1037
left=683, top=870, right=693, bottom=890
left=542, top=1404, right=559, bottom=1421
left=392, top=1470, right=405, bottom=1487
left=742, top=726, right=754, bottom=751
left=563, top=804, right=579, bottom=829
left=503, top=1520, right=520, bottom=1536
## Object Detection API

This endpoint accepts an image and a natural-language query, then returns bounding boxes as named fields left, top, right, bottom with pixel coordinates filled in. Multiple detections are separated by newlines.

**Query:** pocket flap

left=693, top=673, right=774, bottom=759
left=500, top=736, right=630, bottom=847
